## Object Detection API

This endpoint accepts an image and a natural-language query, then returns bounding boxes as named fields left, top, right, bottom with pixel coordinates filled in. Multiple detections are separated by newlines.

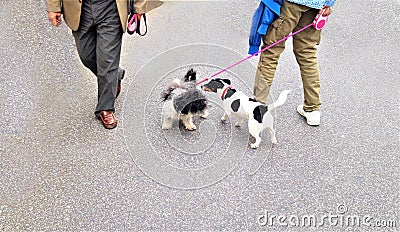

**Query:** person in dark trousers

left=46, top=0, right=147, bottom=129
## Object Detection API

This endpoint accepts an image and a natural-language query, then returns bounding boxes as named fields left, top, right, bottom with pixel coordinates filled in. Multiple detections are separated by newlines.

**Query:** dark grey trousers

left=72, top=0, right=124, bottom=116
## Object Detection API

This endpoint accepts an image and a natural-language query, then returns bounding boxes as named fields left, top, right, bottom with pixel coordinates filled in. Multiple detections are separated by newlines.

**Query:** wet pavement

left=0, top=0, right=399, bottom=230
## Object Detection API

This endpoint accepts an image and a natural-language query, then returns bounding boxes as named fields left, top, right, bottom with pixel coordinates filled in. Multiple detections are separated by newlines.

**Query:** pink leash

left=194, top=6, right=332, bottom=87
left=195, top=23, right=313, bottom=86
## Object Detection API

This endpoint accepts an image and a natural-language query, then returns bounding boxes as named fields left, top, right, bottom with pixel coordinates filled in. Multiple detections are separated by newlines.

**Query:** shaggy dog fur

left=161, top=69, right=209, bottom=130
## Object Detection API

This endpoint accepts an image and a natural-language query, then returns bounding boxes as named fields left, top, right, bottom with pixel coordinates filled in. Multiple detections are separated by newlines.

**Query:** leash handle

left=127, top=14, right=138, bottom=35
left=313, top=8, right=329, bottom=30
left=127, top=0, right=148, bottom=36
left=137, top=14, right=148, bottom=36
left=127, top=14, right=147, bottom=36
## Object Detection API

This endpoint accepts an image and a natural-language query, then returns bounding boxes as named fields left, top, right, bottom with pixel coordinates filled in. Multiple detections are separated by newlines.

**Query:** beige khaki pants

left=254, top=1, right=322, bottom=111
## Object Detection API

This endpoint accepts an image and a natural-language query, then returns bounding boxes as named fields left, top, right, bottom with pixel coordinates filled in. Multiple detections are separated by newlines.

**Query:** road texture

left=0, top=0, right=399, bottom=230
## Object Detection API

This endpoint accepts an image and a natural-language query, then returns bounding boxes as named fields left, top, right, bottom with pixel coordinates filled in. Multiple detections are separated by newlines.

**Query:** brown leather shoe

left=98, top=111, right=118, bottom=129
left=116, top=69, right=125, bottom=98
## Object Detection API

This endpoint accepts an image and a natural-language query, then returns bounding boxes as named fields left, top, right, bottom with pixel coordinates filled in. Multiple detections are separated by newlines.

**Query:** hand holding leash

left=313, top=7, right=331, bottom=30
left=319, top=6, right=332, bottom=16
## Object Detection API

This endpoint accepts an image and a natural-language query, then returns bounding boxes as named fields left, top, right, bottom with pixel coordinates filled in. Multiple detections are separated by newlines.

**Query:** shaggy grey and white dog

left=161, top=69, right=209, bottom=130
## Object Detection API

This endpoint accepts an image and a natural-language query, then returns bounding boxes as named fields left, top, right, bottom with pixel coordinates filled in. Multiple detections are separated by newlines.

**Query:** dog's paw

left=185, top=125, right=197, bottom=131
left=271, top=137, right=277, bottom=144
left=200, top=111, right=209, bottom=119
left=250, top=143, right=259, bottom=149
left=162, top=124, right=172, bottom=130
left=235, top=121, right=243, bottom=127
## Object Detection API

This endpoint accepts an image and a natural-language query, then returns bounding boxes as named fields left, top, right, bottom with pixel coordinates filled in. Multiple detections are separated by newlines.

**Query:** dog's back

left=173, top=88, right=207, bottom=114
left=222, top=90, right=259, bottom=119
left=253, top=90, right=292, bottom=125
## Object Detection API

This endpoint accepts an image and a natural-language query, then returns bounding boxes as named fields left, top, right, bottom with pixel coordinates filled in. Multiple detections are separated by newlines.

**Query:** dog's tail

left=268, top=90, right=292, bottom=111
left=161, top=79, right=182, bottom=102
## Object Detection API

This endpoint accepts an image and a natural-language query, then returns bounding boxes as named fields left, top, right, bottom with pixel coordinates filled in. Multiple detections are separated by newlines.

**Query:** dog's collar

left=221, top=85, right=233, bottom=100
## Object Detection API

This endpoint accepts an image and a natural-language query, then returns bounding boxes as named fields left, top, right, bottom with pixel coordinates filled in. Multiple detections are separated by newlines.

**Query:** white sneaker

left=297, top=105, right=321, bottom=126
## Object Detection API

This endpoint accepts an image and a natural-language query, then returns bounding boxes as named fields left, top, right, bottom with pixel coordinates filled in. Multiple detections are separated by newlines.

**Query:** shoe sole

left=103, top=123, right=117, bottom=129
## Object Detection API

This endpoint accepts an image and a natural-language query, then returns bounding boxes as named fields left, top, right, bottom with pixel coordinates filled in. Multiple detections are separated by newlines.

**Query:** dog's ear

left=184, top=70, right=191, bottom=82
left=189, top=70, right=196, bottom=81
left=222, top=79, right=231, bottom=85
left=184, top=69, right=196, bottom=82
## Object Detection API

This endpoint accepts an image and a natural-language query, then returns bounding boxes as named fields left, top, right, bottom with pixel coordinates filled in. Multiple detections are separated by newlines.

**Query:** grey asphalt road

left=1, top=0, right=399, bottom=230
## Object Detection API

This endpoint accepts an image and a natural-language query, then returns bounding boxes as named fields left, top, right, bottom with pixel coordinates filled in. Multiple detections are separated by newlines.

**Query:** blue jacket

left=248, top=0, right=283, bottom=55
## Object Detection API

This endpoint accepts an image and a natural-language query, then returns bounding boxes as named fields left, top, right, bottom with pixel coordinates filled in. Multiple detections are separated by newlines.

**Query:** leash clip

left=313, top=8, right=329, bottom=30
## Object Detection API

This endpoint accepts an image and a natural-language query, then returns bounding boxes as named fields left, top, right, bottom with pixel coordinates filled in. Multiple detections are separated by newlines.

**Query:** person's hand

left=48, top=12, right=62, bottom=27
left=319, top=6, right=332, bottom=16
